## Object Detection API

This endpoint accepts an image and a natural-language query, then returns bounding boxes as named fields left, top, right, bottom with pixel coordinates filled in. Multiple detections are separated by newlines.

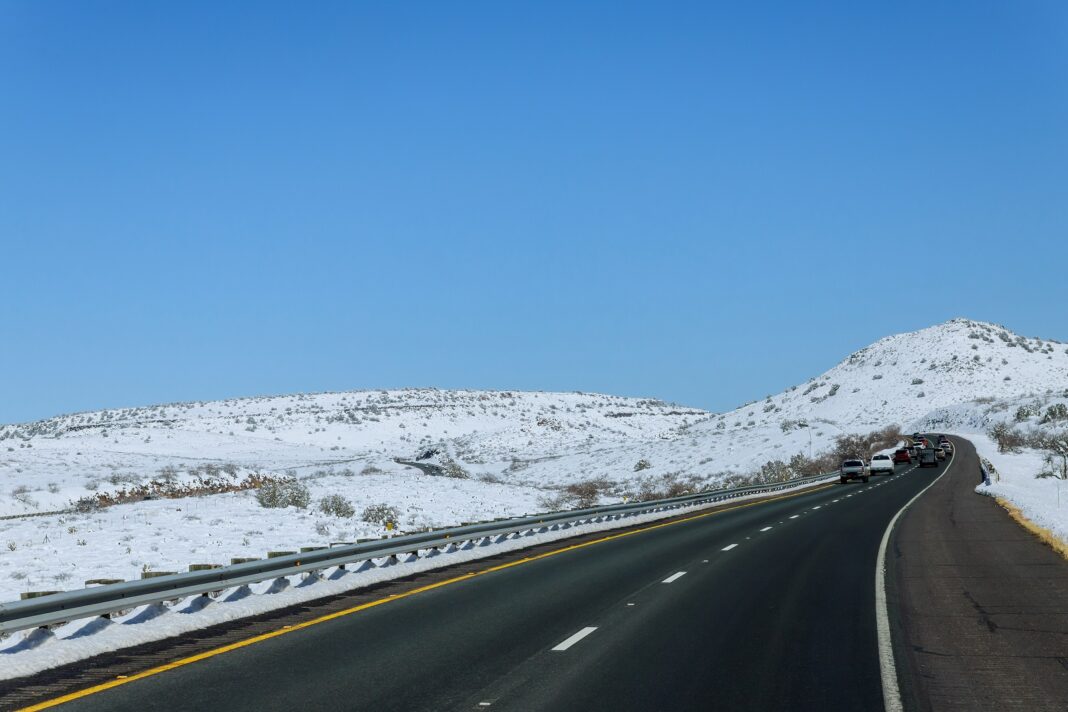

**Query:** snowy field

left=2, top=318, right=1067, bottom=608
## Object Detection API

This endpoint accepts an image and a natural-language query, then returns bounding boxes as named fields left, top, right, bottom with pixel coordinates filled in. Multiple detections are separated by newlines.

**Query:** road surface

left=34, top=455, right=943, bottom=711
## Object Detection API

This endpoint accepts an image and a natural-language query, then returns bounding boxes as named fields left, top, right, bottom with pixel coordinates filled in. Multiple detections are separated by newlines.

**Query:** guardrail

left=0, top=472, right=838, bottom=635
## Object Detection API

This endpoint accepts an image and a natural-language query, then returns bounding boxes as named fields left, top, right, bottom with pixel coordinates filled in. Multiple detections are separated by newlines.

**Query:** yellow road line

left=20, top=482, right=834, bottom=711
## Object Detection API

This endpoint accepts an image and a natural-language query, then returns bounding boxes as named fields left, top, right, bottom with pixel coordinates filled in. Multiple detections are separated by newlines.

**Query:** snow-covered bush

left=255, top=479, right=310, bottom=509
left=362, top=503, right=400, bottom=525
left=443, top=457, right=469, bottom=479
left=1015, top=404, right=1038, bottom=422
left=1042, top=403, right=1068, bottom=424
left=318, top=494, right=355, bottom=518
left=633, top=458, right=651, bottom=472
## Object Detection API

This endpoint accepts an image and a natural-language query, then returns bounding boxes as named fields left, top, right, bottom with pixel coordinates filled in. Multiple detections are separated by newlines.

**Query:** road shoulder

left=890, top=438, right=1068, bottom=711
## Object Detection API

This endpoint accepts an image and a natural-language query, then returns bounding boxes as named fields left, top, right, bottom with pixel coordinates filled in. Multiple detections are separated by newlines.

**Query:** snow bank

left=969, top=432, right=1068, bottom=549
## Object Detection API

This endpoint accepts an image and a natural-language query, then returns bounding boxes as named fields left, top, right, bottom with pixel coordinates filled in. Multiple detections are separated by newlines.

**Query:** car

left=893, top=448, right=913, bottom=464
left=912, top=432, right=923, bottom=441
left=941, top=441, right=953, bottom=455
left=935, top=447, right=946, bottom=461
left=870, top=453, right=895, bottom=475
left=919, top=447, right=939, bottom=467
left=937, top=434, right=949, bottom=444
left=840, top=459, right=869, bottom=484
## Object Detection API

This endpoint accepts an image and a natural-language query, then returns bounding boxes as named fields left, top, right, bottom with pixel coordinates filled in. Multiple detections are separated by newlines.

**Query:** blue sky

left=1, top=1, right=1066, bottom=423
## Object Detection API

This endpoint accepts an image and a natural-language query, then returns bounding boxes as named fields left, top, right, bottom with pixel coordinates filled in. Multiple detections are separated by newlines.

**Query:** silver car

left=840, top=459, right=869, bottom=484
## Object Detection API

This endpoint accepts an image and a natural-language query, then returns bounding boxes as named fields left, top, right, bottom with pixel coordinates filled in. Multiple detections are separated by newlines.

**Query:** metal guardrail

left=0, top=472, right=838, bottom=635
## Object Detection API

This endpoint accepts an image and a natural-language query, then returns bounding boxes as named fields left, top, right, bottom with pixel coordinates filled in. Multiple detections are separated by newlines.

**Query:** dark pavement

left=891, top=437, right=1068, bottom=711
left=41, top=458, right=940, bottom=712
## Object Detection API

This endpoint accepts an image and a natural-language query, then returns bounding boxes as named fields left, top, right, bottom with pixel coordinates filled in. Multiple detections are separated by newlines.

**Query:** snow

left=1, top=317, right=1067, bottom=664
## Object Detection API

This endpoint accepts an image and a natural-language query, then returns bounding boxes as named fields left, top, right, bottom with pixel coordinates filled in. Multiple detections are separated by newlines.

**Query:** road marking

left=552, top=626, right=598, bottom=651
left=812, top=505, right=822, bottom=510
left=20, top=482, right=837, bottom=711
left=626, top=602, right=635, bottom=606
left=663, top=571, right=687, bottom=583
left=721, top=544, right=738, bottom=551
left=789, top=515, right=800, bottom=519
left=875, top=447, right=957, bottom=712
left=760, top=526, right=772, bottom=532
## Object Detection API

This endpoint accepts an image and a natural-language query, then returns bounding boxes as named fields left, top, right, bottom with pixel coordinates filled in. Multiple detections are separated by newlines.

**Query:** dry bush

left=831, top=425, right=902, bottom=462
left=72, top=472, right=282, bottom=511
left=564, top=477, right=613, bottom=508
left=989, top=422, right=1027, bottom=453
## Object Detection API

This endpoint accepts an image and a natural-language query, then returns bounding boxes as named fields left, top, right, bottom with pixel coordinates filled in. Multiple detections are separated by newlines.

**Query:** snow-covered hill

left=2, top=318, right=1066, bottom=603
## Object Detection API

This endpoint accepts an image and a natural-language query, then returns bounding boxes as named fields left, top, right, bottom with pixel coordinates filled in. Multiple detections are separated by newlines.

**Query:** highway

left=29, top=451, right=951, bottom=711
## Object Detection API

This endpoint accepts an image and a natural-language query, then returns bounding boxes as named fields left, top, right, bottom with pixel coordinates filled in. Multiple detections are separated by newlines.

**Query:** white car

left=869, top=454, right=895, bottom=476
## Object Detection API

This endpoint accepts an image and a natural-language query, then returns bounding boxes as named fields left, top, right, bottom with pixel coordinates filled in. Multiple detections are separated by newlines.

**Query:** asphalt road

left=891, top=437, right=1068, bottom=711
left=44, top=454, right=952, bottom=712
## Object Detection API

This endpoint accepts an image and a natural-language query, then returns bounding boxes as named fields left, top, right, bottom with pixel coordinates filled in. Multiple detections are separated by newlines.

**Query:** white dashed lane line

left=722, top=544, right=738, bottom=551
left=552, top=627, right=598, bottom=652
left=759, top=526, right=773, bottom=532
left=789, top=515, right=800, bottom=519
left=662, top=571, right=687, bottom=583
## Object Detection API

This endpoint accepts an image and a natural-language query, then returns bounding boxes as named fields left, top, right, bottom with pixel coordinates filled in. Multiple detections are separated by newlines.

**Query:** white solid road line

left=552, top=626, right=598, bottom=651
left=721, top=544, right=738, bottom=551
left=662, top=571, right=687, bottom=583
left=759, top=526, right=773, bottom=532
left=875, top=448, right=957, bottom=712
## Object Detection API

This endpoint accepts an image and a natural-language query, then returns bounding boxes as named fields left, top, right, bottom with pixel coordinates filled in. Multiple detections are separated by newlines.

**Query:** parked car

left=870, top=454, right=895, bottom=475
left=919, top=448, right=939, bottom=467
left=893, top=448, right=913, bottom=464
left=840, top=459, right=869, bottom=484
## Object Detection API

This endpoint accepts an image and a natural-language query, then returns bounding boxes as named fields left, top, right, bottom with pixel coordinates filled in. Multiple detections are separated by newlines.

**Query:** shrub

left=362, top=503, right=400, bottom=525
left=319, top=494, right=355, bottom=518
left=911, top=378, right=924, bottom=385
left=831, top=425, right=903, bottom=462
left=1036, top=433, right=1068, bottom=480
left=1042, top=403, right=1068, bottom=424
left=989, top=422, right=1025, bottom=453
left=634, top=458, right=652, bottom=472
left=563, top=478, right=613, bottom=508
left=255, top=479, right=311, bottom=509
